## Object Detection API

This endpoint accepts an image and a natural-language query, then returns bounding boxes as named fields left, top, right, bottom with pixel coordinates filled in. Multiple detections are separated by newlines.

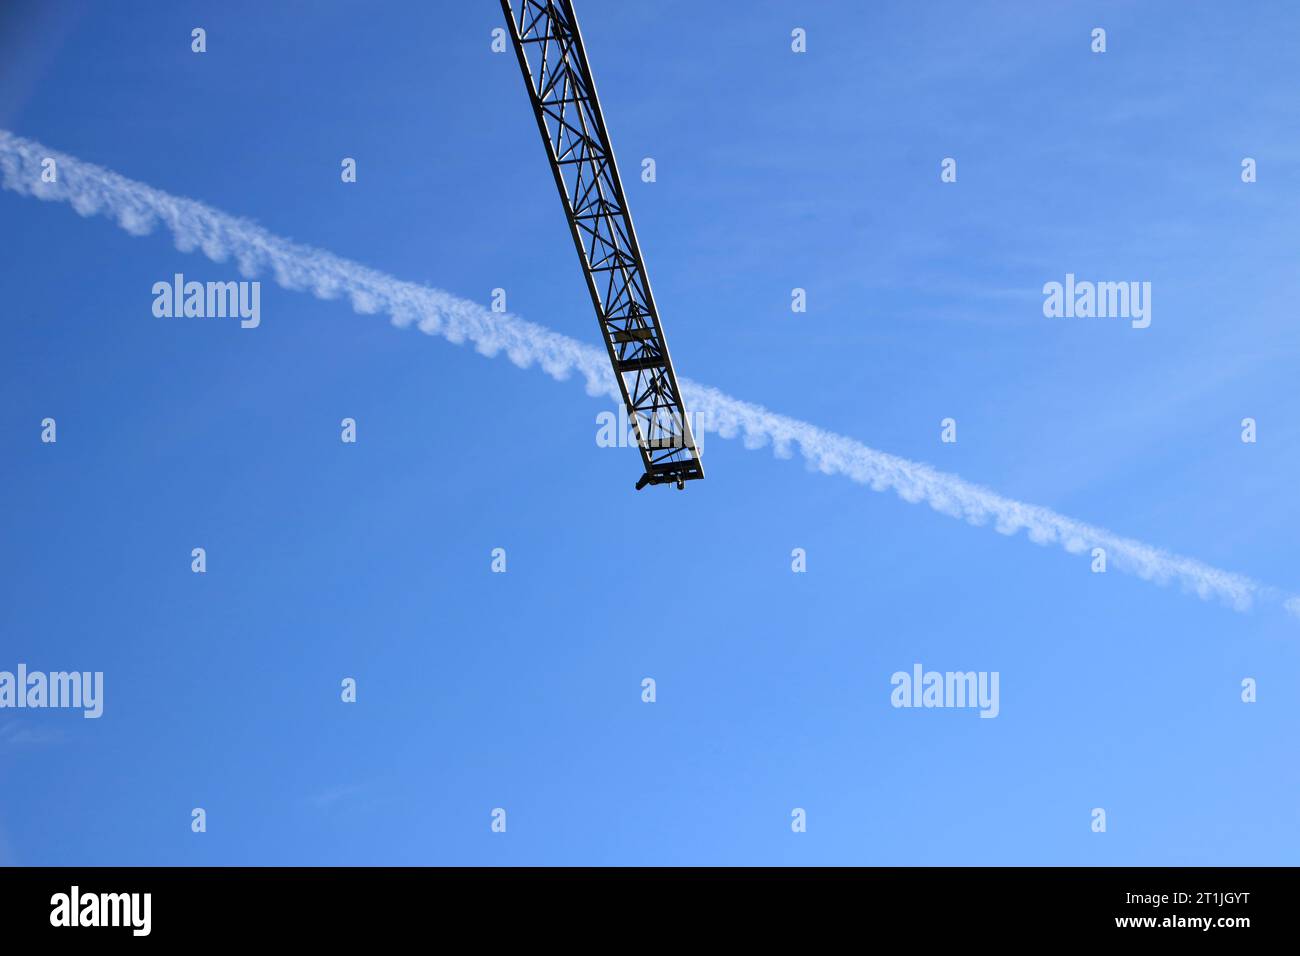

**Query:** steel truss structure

left=500, top=0, right=704, bottom=490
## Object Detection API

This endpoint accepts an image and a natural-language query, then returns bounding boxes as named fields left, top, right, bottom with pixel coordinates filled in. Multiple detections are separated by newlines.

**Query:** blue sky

left=2, top=0, right=1298, bottom=865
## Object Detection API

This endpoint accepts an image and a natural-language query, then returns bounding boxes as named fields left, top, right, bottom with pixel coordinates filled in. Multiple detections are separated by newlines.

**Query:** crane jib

left=499, top=0, right=705, bottom=490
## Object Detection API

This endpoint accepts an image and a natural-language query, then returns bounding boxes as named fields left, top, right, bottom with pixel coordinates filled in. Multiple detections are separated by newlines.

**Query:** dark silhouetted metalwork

left=500, top=0, right=704, bottom=490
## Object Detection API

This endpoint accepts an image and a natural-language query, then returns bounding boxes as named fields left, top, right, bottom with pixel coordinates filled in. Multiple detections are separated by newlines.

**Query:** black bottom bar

left=0, top=866, right=1282, bottom=942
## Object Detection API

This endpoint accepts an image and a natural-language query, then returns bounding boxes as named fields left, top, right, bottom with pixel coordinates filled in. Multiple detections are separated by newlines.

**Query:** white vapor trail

left=1, top=130, right=1287, bottom=616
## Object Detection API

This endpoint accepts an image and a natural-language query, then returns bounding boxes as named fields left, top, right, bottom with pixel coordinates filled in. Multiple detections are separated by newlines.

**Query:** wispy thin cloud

left=1, top=129, right=1290, bottom=617
left=0, top=721, right=65, bottom=748
left=308, top=782, right=371, bottom=811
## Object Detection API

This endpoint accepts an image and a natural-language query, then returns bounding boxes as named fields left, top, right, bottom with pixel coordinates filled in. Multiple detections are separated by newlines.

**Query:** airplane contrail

left=1, top=129, right=1289, bottom=617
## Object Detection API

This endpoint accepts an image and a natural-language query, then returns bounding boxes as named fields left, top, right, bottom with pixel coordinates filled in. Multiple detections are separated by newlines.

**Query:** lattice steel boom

left=500, top=0, right=704, bottom=490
